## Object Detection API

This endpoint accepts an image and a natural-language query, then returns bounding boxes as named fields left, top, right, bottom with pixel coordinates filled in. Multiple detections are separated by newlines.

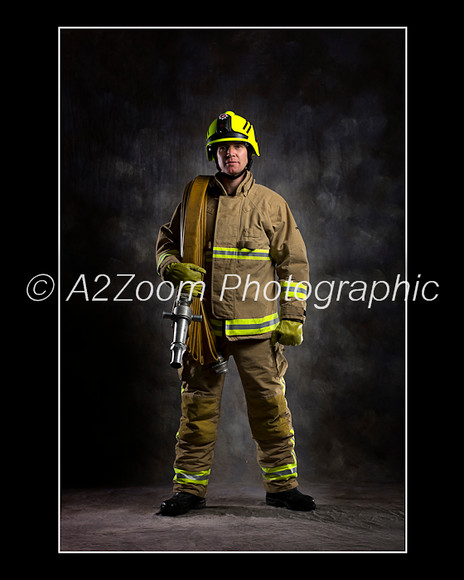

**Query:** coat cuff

left=157, top=250, right=180, bottom=277
left=279, top=303, right=306, bottom=323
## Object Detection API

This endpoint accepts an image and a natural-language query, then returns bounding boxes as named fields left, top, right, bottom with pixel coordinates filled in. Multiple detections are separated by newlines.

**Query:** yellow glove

left=164, top=262, right=206, bottom=296
left=271, top=319, right=303, bottom=346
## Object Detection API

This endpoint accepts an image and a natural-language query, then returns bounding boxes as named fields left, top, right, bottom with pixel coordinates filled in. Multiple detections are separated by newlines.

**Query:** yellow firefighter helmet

left=206, top=111, right=260, bottom=161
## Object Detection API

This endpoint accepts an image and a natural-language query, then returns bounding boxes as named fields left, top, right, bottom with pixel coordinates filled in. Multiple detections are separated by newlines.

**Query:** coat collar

left=211, top=171, right=254, bottom=197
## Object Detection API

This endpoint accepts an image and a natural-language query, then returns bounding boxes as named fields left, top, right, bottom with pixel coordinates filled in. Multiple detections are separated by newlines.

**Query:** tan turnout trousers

left=173, top=336, right=299, bottom=498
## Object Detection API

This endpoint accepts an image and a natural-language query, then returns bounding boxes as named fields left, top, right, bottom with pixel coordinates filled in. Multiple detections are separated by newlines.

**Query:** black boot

left=157, top=492, right=206, bottom=516
left=266, top=488, right=316, bottom=511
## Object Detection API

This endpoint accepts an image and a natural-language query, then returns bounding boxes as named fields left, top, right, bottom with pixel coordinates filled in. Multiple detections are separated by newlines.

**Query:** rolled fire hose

left=181, top=176, right=222, bottom=368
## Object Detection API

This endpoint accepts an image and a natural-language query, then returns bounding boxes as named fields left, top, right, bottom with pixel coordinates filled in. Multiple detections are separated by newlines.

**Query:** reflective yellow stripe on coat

left=225, top=312, right=279, bottom=337
left=210, top=312, right=279, bottom=338
left=279, top=279, right=309, bottom=301
left=212, top=247, right=271, bottom=261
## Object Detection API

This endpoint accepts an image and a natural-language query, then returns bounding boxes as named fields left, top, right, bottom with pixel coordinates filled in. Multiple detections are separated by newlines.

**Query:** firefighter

left=155, top=111, right=316, bottom=516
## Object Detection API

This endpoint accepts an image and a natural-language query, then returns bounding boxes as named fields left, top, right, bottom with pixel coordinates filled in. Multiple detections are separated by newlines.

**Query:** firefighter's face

left=216, top=142, right=248, bottom=177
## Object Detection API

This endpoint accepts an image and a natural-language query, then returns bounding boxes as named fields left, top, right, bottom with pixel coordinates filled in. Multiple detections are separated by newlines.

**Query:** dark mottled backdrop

left=59, top=28, right=406, bottom=488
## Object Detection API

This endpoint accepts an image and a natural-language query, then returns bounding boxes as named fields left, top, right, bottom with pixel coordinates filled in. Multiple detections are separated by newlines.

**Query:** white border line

left=58, top=25, right=408, bottom=555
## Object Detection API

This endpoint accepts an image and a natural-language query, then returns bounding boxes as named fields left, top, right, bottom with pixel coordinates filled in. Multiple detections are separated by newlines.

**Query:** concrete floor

left=59, top=480, right=405, bottom=553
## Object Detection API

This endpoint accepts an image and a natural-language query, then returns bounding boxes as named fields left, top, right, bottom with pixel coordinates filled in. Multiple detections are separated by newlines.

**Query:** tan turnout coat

left=156, top=171, right=310, bottom=340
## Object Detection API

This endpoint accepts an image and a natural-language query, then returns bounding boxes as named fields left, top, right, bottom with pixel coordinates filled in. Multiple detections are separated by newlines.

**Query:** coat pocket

left=236, top=238, right=266, bottom=251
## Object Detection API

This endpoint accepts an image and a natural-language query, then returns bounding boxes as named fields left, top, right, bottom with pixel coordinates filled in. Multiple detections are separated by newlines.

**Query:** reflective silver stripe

left=225, top=312, right=279, bottom=336
left=210, top=313, right=279, bottom=337
left=212, top=247, right=271, bottom=260
left=279, top=280, right=309, bottom=300
left=261, top=463, right=298, bottom=481
left=173, top=468, right=211, bottom=485
left=174, top=469, right=210, bottom=481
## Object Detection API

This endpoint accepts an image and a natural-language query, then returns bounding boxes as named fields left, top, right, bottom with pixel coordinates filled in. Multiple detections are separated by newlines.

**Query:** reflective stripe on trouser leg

left=173, top=467, right=211, bottom=486
left=261, top=461, right=298, bottom=482
left=260, top=419, right=298, bottom=485
left=254, top=418, right=299, bottom=492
